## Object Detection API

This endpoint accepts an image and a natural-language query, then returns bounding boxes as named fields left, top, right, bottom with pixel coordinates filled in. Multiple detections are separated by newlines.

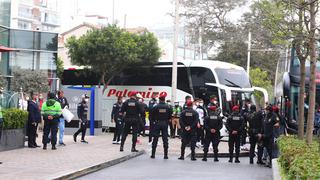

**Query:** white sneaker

left=148, top=141, right=153, bottom=146
left=112, top=141, right=117, bottom=144
left=116, top=141, right=121, bottom=144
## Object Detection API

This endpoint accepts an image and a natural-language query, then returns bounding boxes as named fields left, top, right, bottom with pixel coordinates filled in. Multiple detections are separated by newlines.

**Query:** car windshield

left=215, top=68, right=251, bottom=88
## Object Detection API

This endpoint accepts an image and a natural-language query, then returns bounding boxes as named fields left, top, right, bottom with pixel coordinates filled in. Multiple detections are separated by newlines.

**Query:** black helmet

left=250, top=105, right=256, bottom=112
left=47, top=92, right=56, bottom=99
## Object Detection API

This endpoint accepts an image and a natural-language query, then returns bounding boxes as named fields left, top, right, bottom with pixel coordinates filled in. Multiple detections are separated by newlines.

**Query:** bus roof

left=158, top=60, right=245, bottom=70
left=65, top=60, right=245, bottom=71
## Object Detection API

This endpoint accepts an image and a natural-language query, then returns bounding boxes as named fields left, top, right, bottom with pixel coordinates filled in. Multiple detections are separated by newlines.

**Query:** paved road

left=78, top=155, right=273, bottom=180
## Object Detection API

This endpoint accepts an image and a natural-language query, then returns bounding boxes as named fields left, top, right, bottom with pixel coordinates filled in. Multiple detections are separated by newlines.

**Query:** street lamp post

left=247, top=31, right=252, bottom=77
left=171, top=0, right=179, bottom=103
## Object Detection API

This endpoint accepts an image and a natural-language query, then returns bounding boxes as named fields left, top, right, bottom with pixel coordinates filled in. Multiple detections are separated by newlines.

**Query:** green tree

left=10, top=67, right=49, bottom=95
left=180, top=0, right=247, bottom=50
left=258, top=0, right=319, bottom=143
left=66, top=25, right=161, bottom=92
left=55, top=56, right=64, bottom=79
left=215, top=2, right=281, bottom=79
left=250, top=68, right=273, bottom=106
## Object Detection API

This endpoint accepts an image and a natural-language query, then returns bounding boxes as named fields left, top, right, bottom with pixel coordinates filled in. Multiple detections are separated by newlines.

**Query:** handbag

left=62, top=108, right=74, bottom=123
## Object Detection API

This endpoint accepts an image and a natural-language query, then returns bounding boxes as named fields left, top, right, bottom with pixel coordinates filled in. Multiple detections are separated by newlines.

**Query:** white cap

left=136, top=93, right=143, bottom=99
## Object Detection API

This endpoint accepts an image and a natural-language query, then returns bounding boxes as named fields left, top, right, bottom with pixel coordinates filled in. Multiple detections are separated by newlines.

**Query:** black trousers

left=228, top=134, right=241, bottom=158
left=121, top=118, right=139, bottom=148
left=263, top=136, right=274, bottom=165
left=74, top=121, right=88, bottom=141
left=169, top=121, right=175, bottom=138
left=203, top=132, right=220, bottom=156
left=240, top=128, right=247, bottom=146
left=180, top=131, right=197, bottom=156
left=249, top=134, right=263, bottom=161
left=197, top=125, right=204, bottom=145
left=152, top=121, right=169, bottom=151
left=149, top=121, right=155, bottom=142
left=141, top=118, right=146, bottom=135
left=42, top=119, right=59, bottom=145
left=113, top=119, right=124, bottom=142
left=27, top=122, right=38, bottom=147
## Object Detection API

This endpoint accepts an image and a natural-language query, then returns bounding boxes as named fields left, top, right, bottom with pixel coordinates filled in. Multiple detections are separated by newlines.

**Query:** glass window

left=0, top=0, right=11, bottom=27
left=215, top=68, right=251, bottom=88
left=10, top=51, right=34, bottom=69
left=40, top=32, right=58, bottom=51
left=18, top=20, right=32, bottom=30
left=177, top=67, right=191, bottom=94
left=18, top=6, right=32, bottom=19
left=0, top=26, right=9, bottom=46
left=10, top=30, right=34, bottom=49
left=39, top=52, right=56, bottom=70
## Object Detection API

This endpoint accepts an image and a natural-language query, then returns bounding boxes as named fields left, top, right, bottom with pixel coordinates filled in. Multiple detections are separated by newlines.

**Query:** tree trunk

left=296, top=5, right=307, bottom=140
left=306, top=0, right=317, bottom=145
left=298, top=59, right=306, bottom=139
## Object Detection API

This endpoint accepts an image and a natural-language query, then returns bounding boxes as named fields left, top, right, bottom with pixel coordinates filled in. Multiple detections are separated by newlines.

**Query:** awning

left=0, top=45, right=15, bottom=52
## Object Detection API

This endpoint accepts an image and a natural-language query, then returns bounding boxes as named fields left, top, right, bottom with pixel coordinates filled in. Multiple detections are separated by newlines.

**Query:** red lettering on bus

left=107, top=89, right=116, bottom=96
left=116, top=91, right=123, bottom=97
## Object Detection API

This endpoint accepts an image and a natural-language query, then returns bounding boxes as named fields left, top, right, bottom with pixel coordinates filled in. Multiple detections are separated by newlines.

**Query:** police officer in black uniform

left=261, top=105, right=279, bottom=168
left=178, top=100, right=199, bottom=161
left=120, top=91, right=143, bottom=152
left=182, top=95, right=192, bottom=110
left=240, top=98, right=251, bottom=147
left=111, top=96, right=124, bottom=144
left=202, top=105, right=223, bottom=162
left=148, top=98, right=157, bottom=143
left=247, top=105, right=264, bottom=164
left=207, top=95, right=221, bottom=115
left=149, top=94, right=172, bottom=159
left=73, top=94, right=89, bottom=143
left=226, top=105, right=244, bottom=163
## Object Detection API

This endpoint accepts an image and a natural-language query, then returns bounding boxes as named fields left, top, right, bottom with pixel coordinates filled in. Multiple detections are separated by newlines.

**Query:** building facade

left=10, top=0, right=59, bottom=32
left=0, top=0, right=58, bottom=90
left=59, top=23, right=101, bottom=67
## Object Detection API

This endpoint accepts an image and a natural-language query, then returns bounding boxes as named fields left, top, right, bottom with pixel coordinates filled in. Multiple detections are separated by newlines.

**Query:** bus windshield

left=214, top=68, right=251, bottom=88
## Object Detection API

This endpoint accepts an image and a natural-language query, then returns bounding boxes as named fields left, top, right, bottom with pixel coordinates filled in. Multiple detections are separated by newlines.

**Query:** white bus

left=62, top=60, right=267, bottom=132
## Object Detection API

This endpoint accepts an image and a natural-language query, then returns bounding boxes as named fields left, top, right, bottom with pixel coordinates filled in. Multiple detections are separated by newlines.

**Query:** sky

left=59, top=0, right=252, bottom=32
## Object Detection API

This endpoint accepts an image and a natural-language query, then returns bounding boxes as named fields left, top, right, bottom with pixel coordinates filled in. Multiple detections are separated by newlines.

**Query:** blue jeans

left=59, top=118, right=65, bottom=144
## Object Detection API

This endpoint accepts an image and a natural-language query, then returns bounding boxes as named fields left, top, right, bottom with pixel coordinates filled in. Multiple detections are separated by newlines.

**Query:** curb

left=195, top=152, right=250, bottom=158
left=272, top=158, right=281, bottom=180
left=52, top=150, right=146, bottom=180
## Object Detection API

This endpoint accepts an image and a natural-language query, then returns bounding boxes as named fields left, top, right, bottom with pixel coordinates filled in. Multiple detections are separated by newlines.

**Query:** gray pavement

left=78, top=155, right=273, bottom=180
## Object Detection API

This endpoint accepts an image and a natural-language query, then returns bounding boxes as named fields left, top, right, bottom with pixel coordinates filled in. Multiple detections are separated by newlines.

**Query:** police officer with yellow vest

left=149, top=94, right=172, bottom=159
left=41, top=92, right=62, bottom=150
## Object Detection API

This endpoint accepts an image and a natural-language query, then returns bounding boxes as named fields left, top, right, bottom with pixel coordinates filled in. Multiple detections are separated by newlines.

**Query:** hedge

left=278, top=136, right=320, bottom=180
left=2, top=108, right=28, bottom=129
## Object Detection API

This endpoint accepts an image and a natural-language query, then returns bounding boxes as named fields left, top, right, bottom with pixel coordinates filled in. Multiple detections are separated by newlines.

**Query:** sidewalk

left=0, top=133, right=248, bottom=180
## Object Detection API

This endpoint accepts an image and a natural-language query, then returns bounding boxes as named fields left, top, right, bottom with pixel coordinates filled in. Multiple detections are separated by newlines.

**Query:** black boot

left=235, top=157, right=240, bottom=163
left=120, top=142, right=124, bottom=152
left=43, top=144, right=47, bottom=150
left=229, top=154, right=233, bottom=163
left=151, top=148, right=156, bottom=159
left=52, top=145, right=57, bottom=150
left=250, top=158, right=254, bottom=164
left=131, top=145, right=138, bottom=152
left=202, top=151, right=208, bottom=161
left=191, top=151, right=197, bottom=161
left=164, top=148, right=168, bottom=159
left=214, top=153, right=219, bottom=162
left=178, top=148, right=185, bottom=160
